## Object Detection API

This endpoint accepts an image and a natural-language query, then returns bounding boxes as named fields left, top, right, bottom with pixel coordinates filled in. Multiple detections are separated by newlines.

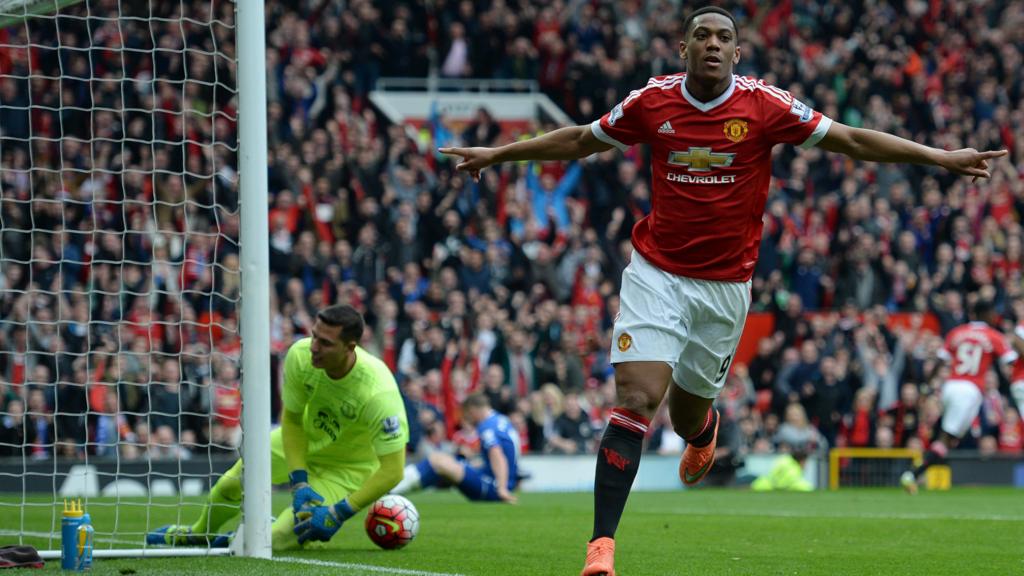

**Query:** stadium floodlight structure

left=0, top=0, right=270, bottom=559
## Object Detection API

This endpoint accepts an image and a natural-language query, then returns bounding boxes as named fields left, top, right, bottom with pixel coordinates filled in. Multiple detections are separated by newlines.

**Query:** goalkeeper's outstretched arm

left=344, top=450, right=406, bottom=511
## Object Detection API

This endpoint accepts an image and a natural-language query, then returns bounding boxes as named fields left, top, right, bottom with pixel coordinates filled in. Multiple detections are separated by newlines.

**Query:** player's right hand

left=288, top=470, right=324, bottom=519
left=293, top=499, right=355, bottom=545
left=437, top=146, right=496, bottom=181
left=496, top=486, right=518, bottom=505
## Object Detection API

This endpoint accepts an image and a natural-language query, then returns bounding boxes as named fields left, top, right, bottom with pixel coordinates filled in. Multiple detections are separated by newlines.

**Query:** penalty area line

left=271, top=556, right=468, bottom=576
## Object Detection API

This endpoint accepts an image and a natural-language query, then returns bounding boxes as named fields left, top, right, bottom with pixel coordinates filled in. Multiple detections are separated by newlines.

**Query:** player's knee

left=615, top=385, right=660, bottom=418
left=270, top=511, right=299, bottom=551
left=212, top=473, right=242, bottom=502
left=427, top=452, right=456, bottom=476
left=271, top=532, right=301, bottom=551
left=614, top=363, right=670, bottom=417
left=427, top=451, right=447, bottom=469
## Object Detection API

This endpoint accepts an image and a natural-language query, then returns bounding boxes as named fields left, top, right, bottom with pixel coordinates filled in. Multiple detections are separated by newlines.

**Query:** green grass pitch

left=3, top=488, right=1022, bottom=575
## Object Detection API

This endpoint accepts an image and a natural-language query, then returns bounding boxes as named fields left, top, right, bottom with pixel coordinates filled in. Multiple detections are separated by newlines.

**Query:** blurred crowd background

left=1, top=0, right=1024, bottom=478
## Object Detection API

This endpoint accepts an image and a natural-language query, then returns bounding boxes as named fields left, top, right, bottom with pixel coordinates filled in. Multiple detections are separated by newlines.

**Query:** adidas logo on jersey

left=657, top=121, right=675, bottom=134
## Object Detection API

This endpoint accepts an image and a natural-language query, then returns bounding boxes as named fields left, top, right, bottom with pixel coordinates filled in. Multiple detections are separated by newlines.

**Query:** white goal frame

left=1, top=0, right=271, bottom=560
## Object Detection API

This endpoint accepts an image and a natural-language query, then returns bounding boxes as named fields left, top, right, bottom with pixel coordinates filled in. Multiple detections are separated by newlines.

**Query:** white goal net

left=0, top=0, right=270, bottom=558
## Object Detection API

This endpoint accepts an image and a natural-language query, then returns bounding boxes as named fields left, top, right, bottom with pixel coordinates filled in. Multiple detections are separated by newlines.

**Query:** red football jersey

left=1010, top=323, right=1024, bottom=383
left=592, top=74, right=832, bottom=282
left=939, top=322, right=1016, bottom=391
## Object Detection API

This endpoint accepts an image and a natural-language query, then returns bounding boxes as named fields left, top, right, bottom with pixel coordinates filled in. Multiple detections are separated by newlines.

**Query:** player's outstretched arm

left=345, top=449, right=407, bottom=511
left=487, top=445, right=518, bottom=504
left=439, top=125, right=613, bottom=180
left=818, top=122, right=1007, bottom=179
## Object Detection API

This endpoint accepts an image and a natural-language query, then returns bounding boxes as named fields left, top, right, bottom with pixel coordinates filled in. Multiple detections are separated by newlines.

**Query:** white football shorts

left=610, top=251, right=751, bottom=399
left=940, top=379, right=984, bottom=438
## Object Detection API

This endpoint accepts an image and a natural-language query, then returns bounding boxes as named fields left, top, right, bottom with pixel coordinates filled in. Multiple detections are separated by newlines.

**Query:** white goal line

left=271, top=557, right=467, bottom=576
left=1, top=530, right=467, bottom=574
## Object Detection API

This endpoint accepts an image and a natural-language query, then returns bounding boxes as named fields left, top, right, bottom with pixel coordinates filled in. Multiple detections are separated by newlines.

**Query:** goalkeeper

left=148, top=304, right=409, bottom=550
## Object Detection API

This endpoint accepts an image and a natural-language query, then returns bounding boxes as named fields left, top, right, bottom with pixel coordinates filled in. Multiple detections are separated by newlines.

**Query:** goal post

left=0, top=0, right=270, bottom=559
left=236, top=0, right=271, bottom=559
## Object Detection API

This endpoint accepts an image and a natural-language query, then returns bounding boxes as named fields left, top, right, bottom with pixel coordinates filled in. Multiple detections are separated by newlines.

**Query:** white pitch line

left=656, top=508, right=1024, bottom=522
left=4, top=531, right=468, bottom=574
left=271, top=556, right=467, bottom=576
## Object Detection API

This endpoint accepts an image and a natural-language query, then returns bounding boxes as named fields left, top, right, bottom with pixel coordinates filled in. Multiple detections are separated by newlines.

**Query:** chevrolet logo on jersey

left=667, top=147, right=736, bottom=172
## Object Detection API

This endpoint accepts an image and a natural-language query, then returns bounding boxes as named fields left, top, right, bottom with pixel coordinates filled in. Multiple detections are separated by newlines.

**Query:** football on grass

left=364, top=495, right=419, bottom=549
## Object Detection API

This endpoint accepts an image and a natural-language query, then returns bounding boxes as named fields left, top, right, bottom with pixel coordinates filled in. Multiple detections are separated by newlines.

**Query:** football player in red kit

left=441, top=6, right=1006, bottom=575
left=1009, top=299, right=1024, bottom=416
left=901, top=300, right=1017, bottom=494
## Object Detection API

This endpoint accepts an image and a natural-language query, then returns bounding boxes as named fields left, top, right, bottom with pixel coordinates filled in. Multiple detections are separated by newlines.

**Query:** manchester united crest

left=723, top=119, right=748, bottom=143
left=617, top=332, right=633, bottom=352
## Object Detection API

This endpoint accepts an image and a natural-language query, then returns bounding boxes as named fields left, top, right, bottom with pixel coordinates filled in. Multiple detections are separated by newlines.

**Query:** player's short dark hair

left=317, top=304, right=364, bottom=342
left=462, top=393, right=490, bottom=411
left=683, top=5, right=738, bottom=38
left=971, top=299, right=994, bottom=321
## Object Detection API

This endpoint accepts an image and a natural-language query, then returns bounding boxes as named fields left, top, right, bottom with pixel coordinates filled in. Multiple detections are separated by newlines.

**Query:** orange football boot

left=581, top=537, right=616, bottom=576
left=680, top=409, right=719, bottom=486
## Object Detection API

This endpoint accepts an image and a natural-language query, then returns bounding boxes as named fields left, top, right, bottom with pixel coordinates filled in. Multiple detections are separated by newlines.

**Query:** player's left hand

left=288, top=470, right=324, bottom=521
left=293, top=499, right=356, bottom=545
left=939, top=148, right=1008, bottom=180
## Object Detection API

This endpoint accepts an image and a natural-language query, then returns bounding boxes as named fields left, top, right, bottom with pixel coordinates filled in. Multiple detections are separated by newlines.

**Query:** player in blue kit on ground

left=394, top=394, right=519, bottom=504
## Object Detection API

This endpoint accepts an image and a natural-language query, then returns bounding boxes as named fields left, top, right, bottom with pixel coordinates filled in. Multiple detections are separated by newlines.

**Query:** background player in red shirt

left=1010, top=299, right=1024, bottom=419
left=901, top=300, right=1016, bottom=494
left=441, top=6, right=1007, bottom=576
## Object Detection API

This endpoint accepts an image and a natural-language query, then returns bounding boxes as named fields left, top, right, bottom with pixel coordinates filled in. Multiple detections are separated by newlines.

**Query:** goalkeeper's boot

left=146, top=525, right=206, bottom=547
left=680, top=408, right=719, bottom=486
left=581, top=537, right=615, bottom=576
left=900, top=470, right=918, bottom=495
left=209, top=531, right=234, bottom=548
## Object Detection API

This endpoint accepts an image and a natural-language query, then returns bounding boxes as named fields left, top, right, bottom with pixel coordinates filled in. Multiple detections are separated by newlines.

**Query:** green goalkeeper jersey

left=281, top=338, right=408, bottom=467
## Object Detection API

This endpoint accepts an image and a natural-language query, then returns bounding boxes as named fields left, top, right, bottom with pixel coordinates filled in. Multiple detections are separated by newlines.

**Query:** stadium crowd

left=1, top=0, right=1024, bottom=477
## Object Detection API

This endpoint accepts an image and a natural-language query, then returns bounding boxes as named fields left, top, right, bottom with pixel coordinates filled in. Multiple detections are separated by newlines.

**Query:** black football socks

left=591, top=408, right=650, bottom=541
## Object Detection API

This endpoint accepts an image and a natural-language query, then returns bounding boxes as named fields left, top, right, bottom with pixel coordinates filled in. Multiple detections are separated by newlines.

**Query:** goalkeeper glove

left=288, top=470, right=324, bottom=520
left=294, top=499, right=355, bottom=545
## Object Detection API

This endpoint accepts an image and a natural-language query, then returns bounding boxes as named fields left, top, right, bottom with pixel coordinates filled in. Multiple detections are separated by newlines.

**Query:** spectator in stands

left=549, top=392, right=594, bottom=454
left=24, top=389, right=52, bottom=460
left=775, top=404, right=826, bottom=452
left=0, top=399, right=28, bottom=457
left=998, top=407, right=1023, bottom=453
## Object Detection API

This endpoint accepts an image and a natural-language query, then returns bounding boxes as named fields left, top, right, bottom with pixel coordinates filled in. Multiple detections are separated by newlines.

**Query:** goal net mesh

left=829, top=448, right=923, bottom=489
left=0, top=0, right=241, bottom=553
